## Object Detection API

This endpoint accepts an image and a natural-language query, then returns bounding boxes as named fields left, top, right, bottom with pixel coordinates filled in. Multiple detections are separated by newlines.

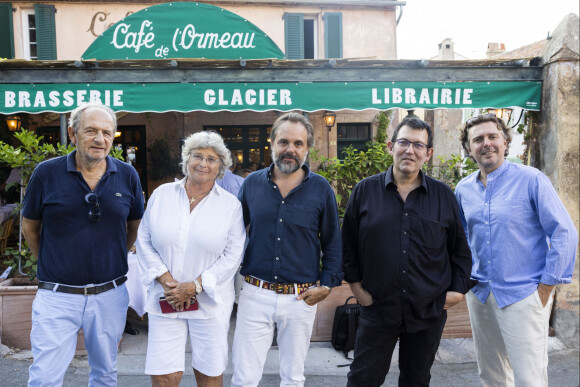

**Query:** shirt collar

left=180, top=176, right=220, bottom=196
left=384, top=167, right=428, bottom=192
left=476, top=158, right=510, bottom=183
left=66, top=150, right=116, bottom=173
left=266, top=163, right=312, bottom=182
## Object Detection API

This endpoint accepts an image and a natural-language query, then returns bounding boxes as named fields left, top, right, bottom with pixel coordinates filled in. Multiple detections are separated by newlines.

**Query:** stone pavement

left=1, top=312, right=579, bottom=386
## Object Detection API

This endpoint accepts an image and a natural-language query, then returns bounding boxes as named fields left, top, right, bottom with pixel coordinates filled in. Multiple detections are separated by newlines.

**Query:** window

left=205, top=125, right=272, bottom=169
left=284, top=13, right=316, bottom=59
left=0, top=3, right=15, bottom=59
left=285, top=12, right=342, bottom=59
left=22, top=9, right=37, bottom=59
left=303, top=17, right=316, bottom=59
left=21, top=5, right=56, bottom=60
left=337, top=123, right=371, bottom=160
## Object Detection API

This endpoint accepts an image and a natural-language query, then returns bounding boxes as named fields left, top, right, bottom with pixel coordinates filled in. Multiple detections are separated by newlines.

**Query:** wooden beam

left=0, top=65, right=543, bottom=84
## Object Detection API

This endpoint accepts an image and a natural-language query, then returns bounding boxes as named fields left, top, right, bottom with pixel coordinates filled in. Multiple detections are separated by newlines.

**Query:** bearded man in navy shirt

left=231, top=112, right=342, bottom=387
left=22, top=102, right=144, bottom=386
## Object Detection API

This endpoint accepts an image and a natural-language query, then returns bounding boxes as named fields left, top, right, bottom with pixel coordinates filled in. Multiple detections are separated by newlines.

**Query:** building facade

left=1, top=0, right=404, bottom=196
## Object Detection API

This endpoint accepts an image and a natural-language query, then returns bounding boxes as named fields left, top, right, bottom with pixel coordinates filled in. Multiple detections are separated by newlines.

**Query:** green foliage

left=148, top=138, right=181, bottom=180
left=374, top=111, right=392, bottom=145
left=3, top=242, right=36, bottom=281
left=312, top=142, right=393, bottom=216
left=0, top=130, right=75, bottom=187
left=423, top=154, right=478, bottom=190
left=109, top=145, right=125, bottom=161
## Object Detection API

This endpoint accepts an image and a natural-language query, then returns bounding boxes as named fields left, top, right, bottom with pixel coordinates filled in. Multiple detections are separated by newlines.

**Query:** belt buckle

left=272, top=283, right=285, bottom=294
left=83, top=287, right=89, bottom=296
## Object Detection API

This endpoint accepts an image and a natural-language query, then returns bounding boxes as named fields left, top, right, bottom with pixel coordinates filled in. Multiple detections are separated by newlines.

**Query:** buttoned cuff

left=343, top=268, right=361, bottom=284
left=200, top=271, right=221, bottom=303
left=142, top=265, right=169, bottom=288
left=319, top=271, right=344, bottom=287
left=450, top=276, right=476, bottom=294
left=540, top=272, right=571, bottom=286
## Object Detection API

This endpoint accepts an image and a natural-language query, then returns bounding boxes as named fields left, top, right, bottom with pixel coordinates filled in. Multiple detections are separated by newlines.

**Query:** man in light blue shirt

left=455, top=113, right=577, bottom=387
left=217, top=158, right=245, bottom=196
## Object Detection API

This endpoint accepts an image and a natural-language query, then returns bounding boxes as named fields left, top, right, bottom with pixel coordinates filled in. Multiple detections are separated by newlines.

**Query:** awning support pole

left=60, top=114, right=67, bottom=145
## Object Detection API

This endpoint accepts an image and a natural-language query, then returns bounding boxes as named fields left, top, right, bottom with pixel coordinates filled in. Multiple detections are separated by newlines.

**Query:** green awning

left=0, top=81, right=541, bottom=114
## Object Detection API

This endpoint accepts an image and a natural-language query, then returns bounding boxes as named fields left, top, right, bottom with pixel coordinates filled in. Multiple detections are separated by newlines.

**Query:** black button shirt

left=342, top=168, right=473, bottom=333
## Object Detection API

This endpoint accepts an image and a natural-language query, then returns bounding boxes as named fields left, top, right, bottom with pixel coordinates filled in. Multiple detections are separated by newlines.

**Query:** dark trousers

left=347, top=306, right=447, bottom=387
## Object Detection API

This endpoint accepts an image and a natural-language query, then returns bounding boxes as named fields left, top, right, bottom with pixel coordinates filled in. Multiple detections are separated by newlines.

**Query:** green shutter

left=284, top=13, right=304, bottom=59
left=35, top=4, right=57, bottom=60
left=0, top=3, right=15, bottom=59
left=325, top=12, right=342, bottom=59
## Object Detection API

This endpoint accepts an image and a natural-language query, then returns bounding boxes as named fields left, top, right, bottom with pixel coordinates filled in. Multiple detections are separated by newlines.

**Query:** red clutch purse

left=159, top=296, right=199, bottom=313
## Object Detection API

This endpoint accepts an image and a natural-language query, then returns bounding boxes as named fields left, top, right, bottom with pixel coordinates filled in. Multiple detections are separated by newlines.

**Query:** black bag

left=331, top=296, right=361, bottom=359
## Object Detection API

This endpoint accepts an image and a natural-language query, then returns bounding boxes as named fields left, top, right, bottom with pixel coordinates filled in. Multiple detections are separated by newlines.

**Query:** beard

left=273, top=149, right=307, bottom=175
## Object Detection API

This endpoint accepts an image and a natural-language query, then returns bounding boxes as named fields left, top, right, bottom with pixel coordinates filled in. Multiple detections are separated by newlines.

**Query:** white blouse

left=136, top=178, right=245, bottom=319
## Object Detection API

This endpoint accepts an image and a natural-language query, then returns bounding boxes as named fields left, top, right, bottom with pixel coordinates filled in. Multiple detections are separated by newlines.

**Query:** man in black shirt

left=342, top=117, right=473, bottom=387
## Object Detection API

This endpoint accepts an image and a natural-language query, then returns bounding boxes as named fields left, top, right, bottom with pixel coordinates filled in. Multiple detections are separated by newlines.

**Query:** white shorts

left=145, top=312, right=230, bottom=377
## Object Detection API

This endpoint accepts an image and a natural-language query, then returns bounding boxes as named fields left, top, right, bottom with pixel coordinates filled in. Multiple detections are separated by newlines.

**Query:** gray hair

left=181, top=131, right=232, bottom=179
left=68, top=102, right=117, bottom=133
left=270, top=112, right=315, bottom=148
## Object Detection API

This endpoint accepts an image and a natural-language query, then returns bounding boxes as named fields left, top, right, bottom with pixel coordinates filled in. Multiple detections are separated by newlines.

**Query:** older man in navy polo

left=22, top=102, right=144, bottom=386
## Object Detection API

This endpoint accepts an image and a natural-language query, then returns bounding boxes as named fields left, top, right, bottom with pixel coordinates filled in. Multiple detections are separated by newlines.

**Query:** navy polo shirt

left=22, top=151, right=144, bottom=285
left=238, top=164, right=343, bottom=287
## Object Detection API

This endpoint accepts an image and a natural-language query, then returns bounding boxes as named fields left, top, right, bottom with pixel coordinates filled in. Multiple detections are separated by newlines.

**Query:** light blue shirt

left=217, top=169, right=245, bottom=197
left=455, top=160, right=577, bottom=308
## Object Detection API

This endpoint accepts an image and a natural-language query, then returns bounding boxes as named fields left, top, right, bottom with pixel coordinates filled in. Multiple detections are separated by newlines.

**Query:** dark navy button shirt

left=238, top=164, right=343, bottom=287
left=342, top=168, right=473, bottom=332
left=22, top=151, right=144, bottom=285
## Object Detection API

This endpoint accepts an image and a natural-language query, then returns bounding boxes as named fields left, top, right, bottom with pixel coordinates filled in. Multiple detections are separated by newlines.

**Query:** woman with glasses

left=137, top=131, right=245, bottom=387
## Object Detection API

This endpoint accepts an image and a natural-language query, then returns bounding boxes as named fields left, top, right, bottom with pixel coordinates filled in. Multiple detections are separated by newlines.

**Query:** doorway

left=204, top=125, right=272, bottom=171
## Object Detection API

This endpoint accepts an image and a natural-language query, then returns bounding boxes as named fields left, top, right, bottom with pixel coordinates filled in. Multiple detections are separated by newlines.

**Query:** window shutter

left=35, top=4, right=57, bottom=60
left=284, top=13, right=304, bottom=59
left=325, top=12, right=342, bottom=59
left=0, top=3, right=14, bottom=59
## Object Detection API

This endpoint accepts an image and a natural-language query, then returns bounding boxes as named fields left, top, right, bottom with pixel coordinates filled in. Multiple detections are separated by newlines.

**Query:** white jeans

left=231, top=282, right=317, bottom=387
left=28, top=284, right=129, bottom=387
left=466, top=289, right=554, bottom=387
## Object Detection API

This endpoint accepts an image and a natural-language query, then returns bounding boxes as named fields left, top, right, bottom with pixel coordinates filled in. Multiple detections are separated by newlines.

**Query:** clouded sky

left=397, top=0, right=579, bottom=59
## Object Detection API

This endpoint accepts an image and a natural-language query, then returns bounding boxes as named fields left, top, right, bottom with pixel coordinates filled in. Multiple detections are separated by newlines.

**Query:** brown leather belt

left=243, top=276, right=315, bottom=295
left=38, top=276, right=127, bottom=295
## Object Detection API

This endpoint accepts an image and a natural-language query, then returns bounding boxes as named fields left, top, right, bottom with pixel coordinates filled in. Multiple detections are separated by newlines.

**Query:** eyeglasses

left=84, top=192, right=101, bottom=223
left=191, top=154, right=221, bottom=166
left=394, top=139, right=429, bottom=151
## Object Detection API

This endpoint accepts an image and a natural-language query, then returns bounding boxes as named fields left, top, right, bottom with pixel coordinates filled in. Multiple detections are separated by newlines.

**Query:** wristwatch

left=321, top=285, right=332, bottom=292
left=193, top=279, right=203, bottom=294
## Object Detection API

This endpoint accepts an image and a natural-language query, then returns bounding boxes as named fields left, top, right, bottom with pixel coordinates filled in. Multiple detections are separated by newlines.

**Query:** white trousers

left=466, top=289, right=554, bottom=387
left=28, top=284, right=129, bottom=387
left=231, top=282, right=317, bottom=387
